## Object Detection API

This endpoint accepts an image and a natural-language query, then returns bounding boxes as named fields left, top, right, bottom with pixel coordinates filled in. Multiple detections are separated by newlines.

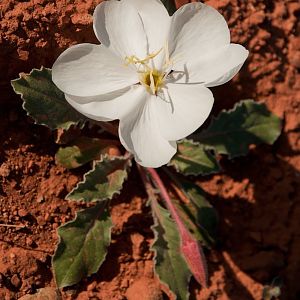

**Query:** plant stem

left=147, top=168, right=184, bottom=227
left=146, top=167, right=208, bottom=288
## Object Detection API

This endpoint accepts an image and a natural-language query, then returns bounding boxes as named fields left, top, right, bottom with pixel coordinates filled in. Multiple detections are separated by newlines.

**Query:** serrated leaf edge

left=196, top=99, right=282, bottom=159
left=66, top=154, right=132, bottom=202
left=52, top=203, right=113, bottom=288
left=205, top=99, right=282, bottom=140
left=150, top=200, right=191, bottom=300
left=11, top=66, right=85, bottom=131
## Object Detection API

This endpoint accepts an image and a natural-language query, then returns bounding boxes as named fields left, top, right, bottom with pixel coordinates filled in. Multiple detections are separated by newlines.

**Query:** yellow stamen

left=125, top=43, right=173, bottom=95
left=125, top=47, right=163, bottom=67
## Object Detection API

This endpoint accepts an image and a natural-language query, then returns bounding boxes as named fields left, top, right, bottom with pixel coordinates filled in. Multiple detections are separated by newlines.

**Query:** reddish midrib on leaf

left=147, top=168, right=208, bottom=288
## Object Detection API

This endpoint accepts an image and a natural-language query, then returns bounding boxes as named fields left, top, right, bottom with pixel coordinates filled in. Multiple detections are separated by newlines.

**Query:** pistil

left=125, top=43, right=173, bottom=95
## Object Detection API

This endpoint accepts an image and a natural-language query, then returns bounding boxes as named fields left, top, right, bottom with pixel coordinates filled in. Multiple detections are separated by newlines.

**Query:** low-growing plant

left=11, top=0, right=282, bottom=299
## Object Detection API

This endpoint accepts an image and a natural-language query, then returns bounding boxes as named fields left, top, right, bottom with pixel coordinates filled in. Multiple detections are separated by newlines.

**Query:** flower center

left=140, top=69, right=165, bottom=95
left=125, top=44, right=172, bottom=95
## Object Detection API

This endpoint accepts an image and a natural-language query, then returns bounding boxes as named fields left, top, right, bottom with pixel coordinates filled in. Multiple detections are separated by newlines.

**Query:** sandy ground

left=0, top=0, right=300, bottom=299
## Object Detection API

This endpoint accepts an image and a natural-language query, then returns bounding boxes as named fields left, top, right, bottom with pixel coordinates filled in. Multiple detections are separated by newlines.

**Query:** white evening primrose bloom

left=52, top=0, right=248, bottom=168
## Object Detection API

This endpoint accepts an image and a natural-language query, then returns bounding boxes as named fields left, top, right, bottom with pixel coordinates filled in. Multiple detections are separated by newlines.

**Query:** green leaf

left=67, top=155, right=131, bottom=202
left=195, top=100, right=282, bottom=158
left=160, top=0, right=177, bottom=15
left=151, top=199, right=191, bottom=300
left=11, top=67, right=84, bottom=130
left=171, top=177, right=218, bottom=248
left=56, top=137, right=120, bottom=169
left=53, top=202, right=112, bottom=288
left=169, top=139, right=221, bottom=176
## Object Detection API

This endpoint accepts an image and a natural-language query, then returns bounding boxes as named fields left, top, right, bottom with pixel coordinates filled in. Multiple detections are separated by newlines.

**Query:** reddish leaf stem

left=147, top=168, right=183, bottom=226
left=146, top=167, right=208, bottom=288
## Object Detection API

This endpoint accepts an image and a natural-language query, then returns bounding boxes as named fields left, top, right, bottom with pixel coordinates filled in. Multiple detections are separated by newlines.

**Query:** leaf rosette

left=10, top=0, right=283, bottom=298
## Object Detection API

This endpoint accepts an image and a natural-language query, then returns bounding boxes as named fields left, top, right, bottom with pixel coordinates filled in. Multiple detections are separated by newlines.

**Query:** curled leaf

left=56, top=137, right=120, bottom=169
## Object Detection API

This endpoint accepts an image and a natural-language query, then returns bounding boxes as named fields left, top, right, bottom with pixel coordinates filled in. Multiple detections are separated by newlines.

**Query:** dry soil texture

left=0, top=0, right=300, bottom=299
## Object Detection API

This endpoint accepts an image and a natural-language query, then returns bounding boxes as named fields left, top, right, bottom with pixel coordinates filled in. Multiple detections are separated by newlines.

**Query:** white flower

left=52, top=0, right=248, bottom=168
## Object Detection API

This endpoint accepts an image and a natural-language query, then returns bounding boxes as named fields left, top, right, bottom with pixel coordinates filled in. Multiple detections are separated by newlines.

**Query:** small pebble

left=18, top=209, right=28, bottom=217
left=10, top=274, right=22, bottom=289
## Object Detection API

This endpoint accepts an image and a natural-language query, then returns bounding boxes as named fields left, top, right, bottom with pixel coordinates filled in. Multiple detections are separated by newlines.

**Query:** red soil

left=0, top=0, right=300, bottom=299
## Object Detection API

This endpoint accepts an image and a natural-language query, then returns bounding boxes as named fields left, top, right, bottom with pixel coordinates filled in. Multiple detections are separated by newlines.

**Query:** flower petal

left=156, top=83, right=214, bottom=141
left=169, top=2, right=230, bottom=68
left=93, top=0, right=148, bottom=59
left=65, top=85, right=146, bottom=122
left=201, top=44, right=249, bottom=87
left=119, top=95, right=177, bottom=168
left=125, top=0, right=171, bottom=67
left=52, top=43, right=138, bottom=97
left=173, top=44, right=249, bottom=87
